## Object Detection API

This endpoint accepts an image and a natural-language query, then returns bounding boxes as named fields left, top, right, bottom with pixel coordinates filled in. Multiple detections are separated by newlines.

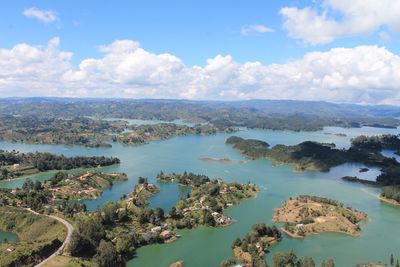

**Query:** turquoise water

left=0, top=230, right=18, bottom=243
left=0, top=125, right=399, bottom=266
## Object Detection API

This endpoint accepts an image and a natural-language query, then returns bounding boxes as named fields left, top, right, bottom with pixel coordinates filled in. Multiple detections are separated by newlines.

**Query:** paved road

left=24, top=209, right=73, bottom=267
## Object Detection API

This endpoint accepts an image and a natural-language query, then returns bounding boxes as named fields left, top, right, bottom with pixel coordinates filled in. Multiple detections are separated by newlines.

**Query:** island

left=125, top=177, right=160, bottom=207
left=116, top=123, right=236, bottom=144
left=0, top=115, right=125, bottom=147
left=226, top=135, right=400, bottom=206
left=157, top=171, right=259, bottom=228
left=226, top=136, right=347, bottom=171
left=0, top=149, right=120, bottom=180
left=227, top=223, right=281, bottom=267
left=199, top=157, right=244, bottom=164
left=45, top=171, right=128, bottom=200
left=273, top=195, right=367, bottom=238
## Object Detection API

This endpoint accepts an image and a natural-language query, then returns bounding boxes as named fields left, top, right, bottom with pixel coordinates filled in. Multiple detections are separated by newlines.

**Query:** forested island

left=0, top=115, right=125, bottom=147
left=226, top=135, right=400, bottom=205
left=0, top=114, right=235, bottom=147
left=273, top=195, right=367, bottom=238
left=117, top=123, right=235, bottom=144
left=157, top=171, right=259, bottom=228
left=0, top=150, right=120, bottom=180
left=221, top=223, right=281, bottom=267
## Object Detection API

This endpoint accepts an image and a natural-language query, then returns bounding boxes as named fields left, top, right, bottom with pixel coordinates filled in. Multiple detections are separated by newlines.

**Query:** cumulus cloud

left=280, top=0, right=400, bottom=45
left=240, top=24, right=274, bottom=35
left=0, top=38, right=399, bottom=104
left=23, top=7, right=58, bottom=23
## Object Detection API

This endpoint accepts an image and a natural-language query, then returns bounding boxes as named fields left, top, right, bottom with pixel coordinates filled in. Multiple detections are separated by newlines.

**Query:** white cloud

left=280, top=0, right=400, bottom=45
left=0, top=38, right=399, bottom=105
left=23, top=7, right=58, bottom=23
left=241, top=24, right=274, bottom=35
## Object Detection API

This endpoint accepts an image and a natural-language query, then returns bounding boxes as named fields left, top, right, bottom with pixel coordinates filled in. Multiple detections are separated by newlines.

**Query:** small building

left=211, top=212, right=220, bottom=217
left=199, top=195, right=207, bottom=203
left=160, top=230, right=172, bottom=239
left=151, top=226, right=162, bottom=233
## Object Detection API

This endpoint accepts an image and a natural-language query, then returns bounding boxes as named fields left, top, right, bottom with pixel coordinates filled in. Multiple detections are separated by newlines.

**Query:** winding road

left=24, top=209, right=73, bottom=267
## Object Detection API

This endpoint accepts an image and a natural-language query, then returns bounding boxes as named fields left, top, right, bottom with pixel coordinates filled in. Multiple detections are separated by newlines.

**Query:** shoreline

left=280, top=226, right=360, bottom=239
left=379, top=196, right=400, bottom=206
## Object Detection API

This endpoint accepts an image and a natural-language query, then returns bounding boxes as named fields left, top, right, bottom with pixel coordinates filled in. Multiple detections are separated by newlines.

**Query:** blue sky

left=0, top=0, right=399, bottom=104
left=2, top=0, right=398, bottom=65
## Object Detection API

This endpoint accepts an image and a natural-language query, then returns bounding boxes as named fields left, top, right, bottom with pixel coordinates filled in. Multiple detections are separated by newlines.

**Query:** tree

left=95, top=240, right=120, bottom=267
left=321, top=259, right=335, bottom=267
left=391, top=254, right=394, bottom=265
left=202, top=210, right=215, bottom=227
left=273, top=250, right=301, bottom=267
left=301, top=256, right=315, bottom=267
left=138, top=177, right=148, bottom=184
left=231, top=237, right=242, bottom=249
left=168, top=206, right=179, bottom=219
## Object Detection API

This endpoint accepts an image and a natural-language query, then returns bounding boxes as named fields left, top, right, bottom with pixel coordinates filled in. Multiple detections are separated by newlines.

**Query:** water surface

left=0, top=125, right=399, bottom=266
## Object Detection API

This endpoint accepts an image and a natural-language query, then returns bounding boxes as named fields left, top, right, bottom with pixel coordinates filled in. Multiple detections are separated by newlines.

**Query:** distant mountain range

left=1, top=97, right=399, bottom=118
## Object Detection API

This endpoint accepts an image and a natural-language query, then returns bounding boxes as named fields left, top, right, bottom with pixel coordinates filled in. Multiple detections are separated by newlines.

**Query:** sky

left=1, top=0, right=400, bottom=104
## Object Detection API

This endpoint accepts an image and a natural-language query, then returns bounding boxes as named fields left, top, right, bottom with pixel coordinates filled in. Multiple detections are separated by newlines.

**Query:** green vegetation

left=0, top=206, right=66, bottom=267
left=0, top=149, right=120, bottom=180
left=118, top=123, right=235, bottom=144
left=126, top=178, right=160, bottom=207
left=351, top=134, right=400, bottom=154
left=45, top=171, right=128, bottom=201
left=229, top=223, right=281, bottom=266
left=0, top=115, right=125, bottom=146
left=273, top=195, right=367, bottom=238
left=226, top=136, right=346, bottom=171
left=381, top=185, right=400, bottom=203
left=158, top=171, right=259, bottom=228
left=227, top=135, right=400, bottom=204
left=341, top=176, right=378, bottom=185
left=1, top=98, right=399, bottom=133
left=226, top=136, right=270, bottom=159
left=0, top=170, right=127, bottom=214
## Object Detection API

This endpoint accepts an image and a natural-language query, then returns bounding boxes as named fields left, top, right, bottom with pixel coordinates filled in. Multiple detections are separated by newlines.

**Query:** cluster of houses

left=180, top=193, right=234, bottom=226
left=150, top=224, right=175, bottom=242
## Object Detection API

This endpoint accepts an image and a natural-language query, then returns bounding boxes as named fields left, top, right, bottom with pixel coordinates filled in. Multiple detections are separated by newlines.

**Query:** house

left=199, top=195, right=207, bottom=203
left=151, top=226, right=162, bottom=233
left=211, top=211, right=220, bottom=217
left=216, top=215, right=232, bottom=225
left=160, top=230, right=172, bottom=239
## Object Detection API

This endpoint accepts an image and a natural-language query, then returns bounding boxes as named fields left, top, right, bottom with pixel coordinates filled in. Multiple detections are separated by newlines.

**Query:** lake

left=0, top=125, right=399, bottom=266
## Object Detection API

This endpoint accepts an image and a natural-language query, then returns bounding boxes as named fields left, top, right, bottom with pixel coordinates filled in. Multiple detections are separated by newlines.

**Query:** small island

left=227, top=223, right=281, bottom=267
left=273, top=195, right=367, bottom=238
left=199, top=157, right=245, bottom=164
left=157, top=171, right=259, bottom=228
left=45, top=171, right=128, bottom=200
left=126, top=177, right=160, bottom=207
left=117, top=123, right=236, bottom=144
